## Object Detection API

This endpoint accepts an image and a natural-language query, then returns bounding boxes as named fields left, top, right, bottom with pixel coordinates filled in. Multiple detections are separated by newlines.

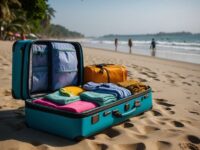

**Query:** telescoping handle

left=112, top=100, right=141, bottom=118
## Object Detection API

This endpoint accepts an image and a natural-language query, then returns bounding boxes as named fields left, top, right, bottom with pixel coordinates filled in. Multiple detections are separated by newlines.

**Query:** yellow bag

left=84, top=64, right=127, bottom=83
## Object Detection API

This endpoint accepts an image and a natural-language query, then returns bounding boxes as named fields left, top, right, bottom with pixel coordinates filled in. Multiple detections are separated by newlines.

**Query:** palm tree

left=2, top=9, right=32, bottom=40
left=0, top=0, right=21, bottom=22
left=41, top=4, right=55, bottom=27
left=0, top=0, right=21, bottom=39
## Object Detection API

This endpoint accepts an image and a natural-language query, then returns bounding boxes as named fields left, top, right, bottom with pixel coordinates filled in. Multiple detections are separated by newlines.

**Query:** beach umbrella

left=15, top=33, right=20, bottom=37
left=29, top=33, right=37, bottom=38
left=8, top=31, right=13, bottom=35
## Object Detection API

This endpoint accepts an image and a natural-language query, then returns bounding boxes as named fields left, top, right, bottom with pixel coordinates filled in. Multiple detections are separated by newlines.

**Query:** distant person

left=128, top=38, right=133, bottom=53
left=21, top=33, right=26, bottom=40
left=150, top=38, right=156, bottom=56
left=114, top=38, right=118, bottom=51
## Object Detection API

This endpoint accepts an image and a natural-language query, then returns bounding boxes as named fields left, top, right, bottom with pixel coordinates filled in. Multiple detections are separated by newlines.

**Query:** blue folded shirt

left=83, top=82, right=131, bottom=99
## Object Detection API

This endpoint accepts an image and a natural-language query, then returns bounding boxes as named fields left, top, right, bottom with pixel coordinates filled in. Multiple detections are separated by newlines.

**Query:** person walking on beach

left=114, top=38, right=118, bottom=52
left=150, top=38, right=156, bottom=56
left=128, top=38, right=133, bottom=53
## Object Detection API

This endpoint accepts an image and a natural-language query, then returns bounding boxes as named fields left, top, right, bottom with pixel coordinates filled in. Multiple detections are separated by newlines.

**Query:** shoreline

left=83, top=46, right=200, bottom=70
left=82, top=41, right=200, bottom=64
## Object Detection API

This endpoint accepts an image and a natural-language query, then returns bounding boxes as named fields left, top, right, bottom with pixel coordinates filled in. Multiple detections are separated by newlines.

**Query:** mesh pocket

left=31, top=67, right=48, bottom=92
left=32, top=44, right=48, bottom=67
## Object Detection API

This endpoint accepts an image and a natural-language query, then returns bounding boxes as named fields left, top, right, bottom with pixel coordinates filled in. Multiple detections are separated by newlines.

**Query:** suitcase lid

left=12, top=40, right=84, bottom=100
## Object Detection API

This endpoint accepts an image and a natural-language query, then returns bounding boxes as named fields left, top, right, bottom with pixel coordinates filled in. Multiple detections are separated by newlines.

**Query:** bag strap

left=102, top=67, right=110, bottom=83
left=95, top=63, right=113, bottom=68
left=95, top=64, right=111, bottom=82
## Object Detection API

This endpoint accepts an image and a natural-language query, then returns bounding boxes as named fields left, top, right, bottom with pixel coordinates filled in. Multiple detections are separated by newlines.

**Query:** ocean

left=81, top=33, right=200, bottom=64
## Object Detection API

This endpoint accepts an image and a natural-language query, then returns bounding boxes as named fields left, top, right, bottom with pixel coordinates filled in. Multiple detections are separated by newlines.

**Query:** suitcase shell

left=84, top=64, right=127, bottom=83
left=12, top=40, right=84, bottom=99
left=12, top=40, right=153, bottom=140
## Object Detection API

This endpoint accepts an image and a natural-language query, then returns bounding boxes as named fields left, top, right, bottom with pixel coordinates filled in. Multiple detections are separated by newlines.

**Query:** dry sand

left=0, top=40, right=200, bottom=150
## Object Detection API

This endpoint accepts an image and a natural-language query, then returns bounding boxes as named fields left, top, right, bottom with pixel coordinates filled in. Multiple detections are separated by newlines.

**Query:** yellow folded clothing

left=60, top=86, right=85, bottom=96
left=117, top=80, right=148, bottom=94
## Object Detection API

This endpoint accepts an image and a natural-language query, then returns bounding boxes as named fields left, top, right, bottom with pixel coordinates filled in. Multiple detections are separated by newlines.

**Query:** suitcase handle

left=112, top=101, right=140, bottom=118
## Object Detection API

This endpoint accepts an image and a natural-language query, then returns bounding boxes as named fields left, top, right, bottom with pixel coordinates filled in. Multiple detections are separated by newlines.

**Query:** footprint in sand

left=155, top=99, right=176, bottom=115
left=95, top=143, right=108, bottom=150
left=124, top=122, right=134, bottom=128
left=155, top=98, right=168, bottom=102
left=157, top=141, right=172, bottom=150
left=119, top=143, right=146, bottom=150
left=194, top=101, right=200, bottom=106
left=165, top=107, right=171, bottom=111
left=165, top=74, right=173, bottom=78
left=2, top=63, right=9, bottom=66
left=182, top=82, right=192, bottom=86
left=4, top=89, right=11, bottom=96
left=157, top=101, right=175, bottom=107
left=169, top=111, right=175, bottom=114
left=170, top=79, right=175, bottom=84
left=138, top=78, right=147, bottom=82
left=179, top=143, right=199, bottom=150
left=151, top=109, right=163, bottom=116
left=154, top=78, right=160, bottom=81
left=140, top=71, right=157, bottom=79
left=158, top=121, right=166, bottom=125
left=187, top=135, right=200, bottom=144
left=144, top=125, right=160, bottom=134
left=189, top=111, right=200, bottom=116
left=171, top=72, right=186, bottom=79
left=171, top=121, right=184, bottom=128
left=103, top=128, right=121, bottom=138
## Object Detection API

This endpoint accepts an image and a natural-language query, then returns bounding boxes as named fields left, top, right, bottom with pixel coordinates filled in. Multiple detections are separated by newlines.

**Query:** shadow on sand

left=0, top=107, right=78, bottom=147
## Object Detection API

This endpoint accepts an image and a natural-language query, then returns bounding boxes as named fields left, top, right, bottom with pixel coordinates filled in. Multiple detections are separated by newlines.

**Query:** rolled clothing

left=60, top=86, right=85, bottom=96
left=80, top=91, right=117, bottom=106
left=117, top=80, right=148, bottom=94
left=33, top=98, right=97, bottom=113
left=83, top=82, right=131, bottom=99
left=44, top=91, right=80, bottom=105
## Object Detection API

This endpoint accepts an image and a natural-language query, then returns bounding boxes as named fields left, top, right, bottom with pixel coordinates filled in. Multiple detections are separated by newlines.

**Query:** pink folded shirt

left=33, top=98, right=97, bottom=113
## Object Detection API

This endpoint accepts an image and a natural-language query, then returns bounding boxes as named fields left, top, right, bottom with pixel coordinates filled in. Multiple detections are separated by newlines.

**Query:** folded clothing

left=44, top=91, right=80, bottom=105
left=33, top=98, right=97, bottom=113
left=60, top=86, right=85, bottom=96
left=117, top=80, right=148, bottom=94
left=80, top=91, right=117, bottom=106
left=83, top=82, right=131, bottom=99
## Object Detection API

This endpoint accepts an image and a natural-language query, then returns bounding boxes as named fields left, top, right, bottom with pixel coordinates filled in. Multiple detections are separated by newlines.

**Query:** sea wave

left=83, top=39, right=200, bottom=51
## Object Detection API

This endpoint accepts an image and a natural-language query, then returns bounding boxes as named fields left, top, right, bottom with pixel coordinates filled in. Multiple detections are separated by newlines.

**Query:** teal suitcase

left=12, top=40, right=153, bottom=140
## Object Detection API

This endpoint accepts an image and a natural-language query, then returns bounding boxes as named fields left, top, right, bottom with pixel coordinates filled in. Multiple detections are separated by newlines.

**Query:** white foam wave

left=83, top=39, right=200, bottom=51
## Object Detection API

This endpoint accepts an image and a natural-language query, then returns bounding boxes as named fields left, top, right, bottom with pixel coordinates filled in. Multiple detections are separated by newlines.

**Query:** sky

left=48, top=0, right=200, bottom=36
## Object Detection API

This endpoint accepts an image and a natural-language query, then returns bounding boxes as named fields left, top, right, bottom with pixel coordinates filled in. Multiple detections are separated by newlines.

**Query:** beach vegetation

left=0, top=0, right=84, bottom=40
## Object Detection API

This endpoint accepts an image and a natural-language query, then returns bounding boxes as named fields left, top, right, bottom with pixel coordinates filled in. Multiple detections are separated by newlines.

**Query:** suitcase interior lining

left=27, top=41, right=83, bottom=98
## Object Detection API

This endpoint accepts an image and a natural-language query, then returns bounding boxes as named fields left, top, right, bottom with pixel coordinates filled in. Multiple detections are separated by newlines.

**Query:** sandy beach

left=0, top=40, right=200, bottom=150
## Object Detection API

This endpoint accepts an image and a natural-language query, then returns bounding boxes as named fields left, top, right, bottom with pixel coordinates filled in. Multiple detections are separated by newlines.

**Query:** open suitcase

left=12, top=40, right=153, bottom=140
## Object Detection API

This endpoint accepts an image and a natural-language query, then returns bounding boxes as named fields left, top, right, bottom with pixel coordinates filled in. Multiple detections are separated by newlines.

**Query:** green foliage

left=42, top=24, right=84, bottom=38
left=19, top=0, right=47, bottom=20
left=0, top=0, right=84, bottom=40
